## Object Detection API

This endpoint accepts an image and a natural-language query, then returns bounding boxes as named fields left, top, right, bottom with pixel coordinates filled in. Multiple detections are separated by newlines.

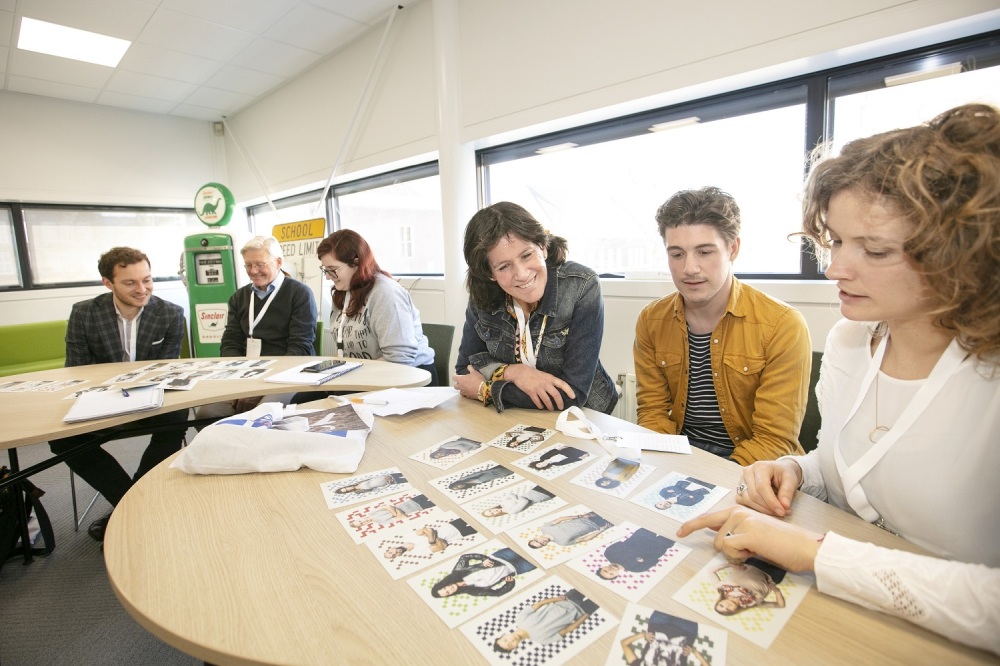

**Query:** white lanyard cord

left=513, top=302, right=546, bottom=367
left=248, top=281, right=282, bottom=338
left=834, top=333, right=968, bottom=522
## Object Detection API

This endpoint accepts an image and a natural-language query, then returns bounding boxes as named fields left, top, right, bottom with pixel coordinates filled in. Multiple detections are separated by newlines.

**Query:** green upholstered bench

left=0, top=320, right=68, bottom=377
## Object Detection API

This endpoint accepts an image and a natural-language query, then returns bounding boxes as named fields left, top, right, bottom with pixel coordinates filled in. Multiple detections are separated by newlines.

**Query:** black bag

left=0, top=466, right=55, bottom=569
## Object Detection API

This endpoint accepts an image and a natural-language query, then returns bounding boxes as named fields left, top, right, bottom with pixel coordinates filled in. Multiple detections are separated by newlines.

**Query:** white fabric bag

left=171, top=402, right=371, bottom=475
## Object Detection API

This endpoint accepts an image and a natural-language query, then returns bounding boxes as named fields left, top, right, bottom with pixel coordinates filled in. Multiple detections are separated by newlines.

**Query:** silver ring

left=736, top=483, right=747, bottom=496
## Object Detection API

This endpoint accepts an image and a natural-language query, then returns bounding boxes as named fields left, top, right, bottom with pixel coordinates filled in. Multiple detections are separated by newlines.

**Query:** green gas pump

left=184, top=233, right=238, bottom=357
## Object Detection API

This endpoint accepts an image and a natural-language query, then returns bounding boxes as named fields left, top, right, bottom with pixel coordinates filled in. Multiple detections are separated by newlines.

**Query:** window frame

left=477, top=29, right=1000, bottom=280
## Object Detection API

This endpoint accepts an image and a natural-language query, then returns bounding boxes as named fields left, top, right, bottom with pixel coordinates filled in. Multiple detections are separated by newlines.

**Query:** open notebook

left=64, top=385, right=164, bottom=423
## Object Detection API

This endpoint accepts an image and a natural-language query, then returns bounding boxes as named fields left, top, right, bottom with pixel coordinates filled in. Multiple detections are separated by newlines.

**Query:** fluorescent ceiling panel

left=17, top=17, right=130, bottom=67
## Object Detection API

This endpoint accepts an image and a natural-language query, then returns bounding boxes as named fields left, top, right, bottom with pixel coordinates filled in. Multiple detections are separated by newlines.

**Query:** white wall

left=0, top=90, right=223, bottom=206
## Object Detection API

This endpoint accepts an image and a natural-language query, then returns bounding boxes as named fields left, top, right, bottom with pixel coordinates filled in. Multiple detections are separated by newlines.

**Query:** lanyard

left=513, top=302, right=547, bottom=367
left=336, top=292, right=351, bottom=350
left=248, top=281, right=282, bottom=337
left=555, top=406, right=641, bottom=459
left=834, top=333, right=969, bottom=523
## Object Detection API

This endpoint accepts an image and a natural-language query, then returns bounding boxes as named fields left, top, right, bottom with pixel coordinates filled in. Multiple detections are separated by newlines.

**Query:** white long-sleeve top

left=791, top=319, right=1000, bottom=655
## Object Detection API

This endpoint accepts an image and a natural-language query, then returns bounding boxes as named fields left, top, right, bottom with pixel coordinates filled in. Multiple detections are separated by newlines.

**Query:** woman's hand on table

left=677, top=505, right=823, bottom=573
left=737, top=458, right=804, bottom=517
left=503, top=364, right=575, bottom=411
left=453, top=366, right=484, bottom=400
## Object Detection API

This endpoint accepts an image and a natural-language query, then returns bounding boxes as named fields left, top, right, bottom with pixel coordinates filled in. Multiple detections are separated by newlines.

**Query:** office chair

left=797, top=351, right=823, bottom=453
left=421, top=323, right=455, bottom=388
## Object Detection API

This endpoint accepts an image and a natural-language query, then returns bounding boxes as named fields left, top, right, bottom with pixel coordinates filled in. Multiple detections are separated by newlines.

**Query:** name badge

left=246, top=337, right=262, bottom=358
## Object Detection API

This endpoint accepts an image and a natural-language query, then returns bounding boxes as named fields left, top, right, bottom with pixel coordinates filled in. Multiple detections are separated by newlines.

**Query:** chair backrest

left=180, top=319, right=191, bottom=359
left=314, top=320, right=324, bottom=356
left=422, top=323, right=455, bottom=388
left=798, top=350, right=824, bottom=452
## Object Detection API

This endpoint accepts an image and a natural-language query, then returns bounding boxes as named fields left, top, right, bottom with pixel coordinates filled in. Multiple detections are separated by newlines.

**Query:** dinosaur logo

left=199, top=197, right=223, bottom=218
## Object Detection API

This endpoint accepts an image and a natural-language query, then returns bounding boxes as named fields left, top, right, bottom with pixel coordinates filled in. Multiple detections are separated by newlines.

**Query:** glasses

left=320, top=265, right=345, bottom=279
left=243, top=261, right=274, bottom=271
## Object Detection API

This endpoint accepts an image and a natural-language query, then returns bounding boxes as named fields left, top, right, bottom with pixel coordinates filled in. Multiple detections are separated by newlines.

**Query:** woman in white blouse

left=678, top=103, right=1000, bottom=656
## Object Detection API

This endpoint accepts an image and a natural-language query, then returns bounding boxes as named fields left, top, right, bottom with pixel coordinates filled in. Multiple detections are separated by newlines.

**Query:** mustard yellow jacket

left=633, top=278, right=811, bottom=465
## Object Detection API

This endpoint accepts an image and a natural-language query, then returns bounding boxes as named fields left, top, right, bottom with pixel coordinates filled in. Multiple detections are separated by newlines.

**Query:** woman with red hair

left=317, top=230, right=437, bottom=384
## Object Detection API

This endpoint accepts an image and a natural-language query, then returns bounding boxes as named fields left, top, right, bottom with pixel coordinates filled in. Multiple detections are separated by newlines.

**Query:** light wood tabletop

left=0, top=357, right=431, bottom=451
left=103, top=396, right=990, bottom=665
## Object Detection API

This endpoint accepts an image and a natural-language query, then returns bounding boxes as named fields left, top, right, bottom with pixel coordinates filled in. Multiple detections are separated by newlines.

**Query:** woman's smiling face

left=487, top=233, right=548, bottom=310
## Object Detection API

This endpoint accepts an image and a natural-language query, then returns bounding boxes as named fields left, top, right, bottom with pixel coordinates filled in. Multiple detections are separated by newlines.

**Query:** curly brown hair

left=463, top=202, right=568, bottom=310
left=801, top=103, right=1000, bottom=362
left=97, top=247, right=150, bottom=281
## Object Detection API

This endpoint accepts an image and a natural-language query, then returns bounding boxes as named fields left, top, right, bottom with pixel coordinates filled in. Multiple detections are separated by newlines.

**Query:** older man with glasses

left=196, top=235, right=318, bottom=419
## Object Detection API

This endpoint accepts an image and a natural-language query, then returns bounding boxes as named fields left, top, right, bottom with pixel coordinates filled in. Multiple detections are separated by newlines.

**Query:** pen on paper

left=350, top=397, right=388, bottom=405
left=121, top=388, right=130, bottom=397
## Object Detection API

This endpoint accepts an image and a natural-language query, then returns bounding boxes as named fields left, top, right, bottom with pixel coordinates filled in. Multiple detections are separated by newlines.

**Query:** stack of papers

left=346, top=387, right=459, bottom=416
left=264, top=360, right=362, bottom=386
left=64, top=384, right=164, bottom=423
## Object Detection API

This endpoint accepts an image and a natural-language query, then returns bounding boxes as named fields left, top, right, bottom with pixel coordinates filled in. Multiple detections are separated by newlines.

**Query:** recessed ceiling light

left=649, top=117, right=701, bottom=132
left=17, top=17, right=130, bottom=68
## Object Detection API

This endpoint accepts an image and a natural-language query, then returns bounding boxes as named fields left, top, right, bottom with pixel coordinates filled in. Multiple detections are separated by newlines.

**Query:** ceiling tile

left=96, top=89, right=179, bottom=115
left=0, top=10, right=13, bottom=47
left=204, top=64, right=283, bottom=96
left=117, top=43, right=224, bottom=85
left=160, top=0, right=299, bottom=35
left=262, top=3, right=363, bottom=53
left=304, top=0, right=402, bottom=25
left=17, top=0, right=156, bottom=40
left=230, top=38, right=322, bottom=78
left=136, top=8, right=255, bottom=61
left=8, top=48, right=114, bottom=88
left=183, top=85, right=254, bottom=113
left=6, top=74, right=100, bottom=103
left=105, top=69, right=198, bottom=102
left=170, top=101, right=230, bottom=121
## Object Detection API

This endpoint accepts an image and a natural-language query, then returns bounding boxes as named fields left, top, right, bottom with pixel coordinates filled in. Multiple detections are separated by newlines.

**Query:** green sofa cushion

left=0, top=320, right=67, bottom=377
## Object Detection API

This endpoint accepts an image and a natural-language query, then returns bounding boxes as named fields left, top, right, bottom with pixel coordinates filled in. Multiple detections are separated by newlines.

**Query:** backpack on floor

left=0, top=465, right=55, bottom=570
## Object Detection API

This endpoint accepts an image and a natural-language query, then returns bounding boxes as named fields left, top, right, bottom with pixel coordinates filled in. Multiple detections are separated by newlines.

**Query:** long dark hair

left=463, top=202, right=568, bottom=310
left=317, top=229, right=391, bottom=318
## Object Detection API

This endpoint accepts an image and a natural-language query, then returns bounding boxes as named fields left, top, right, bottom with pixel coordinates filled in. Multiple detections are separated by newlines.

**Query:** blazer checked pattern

left=64, top=293, right=185, bottom=367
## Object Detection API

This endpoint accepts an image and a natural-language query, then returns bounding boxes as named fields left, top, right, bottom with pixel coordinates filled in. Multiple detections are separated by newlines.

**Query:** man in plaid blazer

left=49, top=247, right=189, bottom=542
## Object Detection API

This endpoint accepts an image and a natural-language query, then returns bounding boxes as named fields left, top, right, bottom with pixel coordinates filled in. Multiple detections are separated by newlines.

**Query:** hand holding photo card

left=630, top=472, right=729, bottom=522
left=565, top=522, right=691, bottom=603
left=673, top=553, right=812, bottom=649
left=462, top=481, right=567, bottom=534
left=460, top=576, right=617, bottom=666
left=511, top=444, right=594, bottom=480
left=335, top=492, right=437, bottom=544
left=512, top=504, right=622, bottom=569
left=410, top=435, right=485, bottom=470
left=320, top=467, right=412, bottom=509
left=406, top=538, right=546, bottom=628
left=367, top=510, right=486, bottom=580
left=605, top=603, right=727, bottom=666
left=570, top=455, right=655, bottom=499
left=485, top=425, right=555, bottom=454
left=428, top=461, right=526, bottom=502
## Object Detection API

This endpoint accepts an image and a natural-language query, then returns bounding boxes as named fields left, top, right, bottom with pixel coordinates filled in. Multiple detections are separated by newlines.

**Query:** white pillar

left=432, top=0, right=477, bottom=343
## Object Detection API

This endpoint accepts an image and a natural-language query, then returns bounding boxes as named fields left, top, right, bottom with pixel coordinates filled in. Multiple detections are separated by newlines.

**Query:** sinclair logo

left=195, top=303, right=228, bottom=343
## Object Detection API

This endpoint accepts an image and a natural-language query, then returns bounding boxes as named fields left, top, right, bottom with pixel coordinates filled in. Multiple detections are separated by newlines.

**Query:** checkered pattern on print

left=617, top=609, right=721, bottom=666
left=431, top=462, right=521, bottom=501
left=378, top=517, right=474, bottom=571
left=346, top=493, right=435, bottom=538
left=686, top=568, right=803, bottom=636
left=486, top=424, right=555, bottom=454
left=576, top=525, right=665, bottom=593
left=512, top=445, right=593, bottom=481
left=472, top=582, right=605, bottom=664
left=512, top=524, right=576, bottom=566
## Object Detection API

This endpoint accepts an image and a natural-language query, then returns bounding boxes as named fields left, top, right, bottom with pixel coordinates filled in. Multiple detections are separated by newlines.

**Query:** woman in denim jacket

left=453, top=202, right=617, bottom=414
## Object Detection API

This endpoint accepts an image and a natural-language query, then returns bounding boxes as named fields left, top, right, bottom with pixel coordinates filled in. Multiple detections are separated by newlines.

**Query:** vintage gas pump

left=184, top=183, right=238, bottom=357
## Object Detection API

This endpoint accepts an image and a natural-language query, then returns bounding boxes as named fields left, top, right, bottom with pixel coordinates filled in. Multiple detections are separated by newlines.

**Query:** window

left=0, top=207, right=20, bottom=288
left=247, top=191, right=325, bottom=238
left=333, top=163, right=442, bottom=275
left=2, top=204, right=202, bottom=289
left=479, top=31, right=1000, bottom=279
